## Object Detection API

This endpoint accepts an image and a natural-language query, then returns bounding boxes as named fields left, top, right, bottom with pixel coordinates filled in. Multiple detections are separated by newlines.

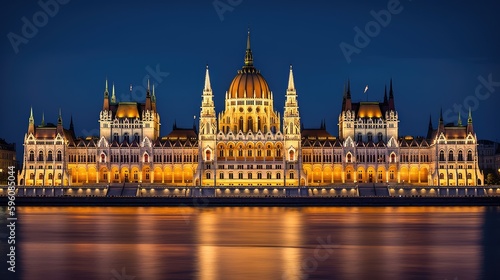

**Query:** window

left=58, top=173, right=62, bottom=180
left=238, top=173, right=243, bottom=179
left=47, top=151, right=53, bottom=161
left=229, top=173, right=234, bottom=179
left=144, top=154, right=149, bottom=163
left=239, top=117, right=243, bottom=131
left=367, top=133, right=373, bottom=142
left=439, top=173, right=444, bottom=180
left=113, top=133, right=119, bottom=142
left=39, top=173, right=44, bottom=180
left=276, top=173, right=281, bottom=180
left=101, top=154, right=106, bottom=163
left=448, top=150, right=454, bottom=161
left=206, top=172, right=211, bottom=179
left=257, top=172, right=262, bottom=179
left=458, top=150, right=463, bottom=161
left=358, top=170, right=363, bottom=180
left=145, top=172, right=150, bottom=180
left=390, top=170, right=394, bottom=180
left=38, top=151, right=44, bottom=161
left=56, top=151, right=62, bottom=161
left=29, top=151, right=35, bottom=161
left=289, top=150, right=295, bottom=161
left=206, top=150, right=211, bottom=161
left=219, top=173, right=224, bottom=179
left=248, top=150, right=252, bottom=157
left=439, top=150, right=445, bottom=161
left=238, top=149, right=243, bottom=157
left=467, top=150, right=473, bottom=161
left=289, top=172, right=294, bottom=179
left=124, top=133, right=130, bottom=143
left=267, top=172, right=271, bottom=179
left=134, top=133, right=140, bottom=143
left=448, top=173, right=453, bottom=179
left=133, top=171, right=139, bottom=180
left=267, top=150, right=271, bottom=157
left=467, top=173, right=472, bottom=179
left=377, top=133, right=383, bottom=142
left=347, top=154, right=352, bottom=163
left=390, top=153, right=396, bottom=163
left=219, top=150, right=224, bottom=157
left=30, top=173, right=35, bottom=180
left=357, top=133, right=362, bottom=142
left=248, top=173, right=253, bottom=179
left=458, top=173, right=463, bottom=179
left=347, top=170, right=351, bottom=180
left=48, top=173, right=53, bottom=180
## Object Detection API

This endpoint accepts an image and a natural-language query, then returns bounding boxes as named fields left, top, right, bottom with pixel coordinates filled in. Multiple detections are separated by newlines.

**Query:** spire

left=427, top=114, right=434, bottom=139
left=388, top=78, right=395, bottom=110
left=104, top=78, right=109, bottom=97
left=57, top=108, right=62, bottom=125
left=244, top=29, right=253, bottom=67
left=457, top=110, right=463, bottom=126
left=40, top=112, right=45, bottom=127
left=152, top=83, right=156, bottom=102
left=439, top=107, right=443, bottom=123
left=287, top=64, right=295, bottom=92
left=146, top=78, right=150, bottom=97
left=111, top=83, right=116, bottom=103
left=204, top=64, right=212, bottom=92
left=467, top=107, right=474, bottom=134
left=29, top=106, right=34, bottom=123
left=468, top=107, right=473, bottom=123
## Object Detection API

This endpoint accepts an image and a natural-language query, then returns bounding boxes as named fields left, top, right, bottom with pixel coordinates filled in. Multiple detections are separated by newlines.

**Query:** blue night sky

left=1, top=0, right=499, bottom=160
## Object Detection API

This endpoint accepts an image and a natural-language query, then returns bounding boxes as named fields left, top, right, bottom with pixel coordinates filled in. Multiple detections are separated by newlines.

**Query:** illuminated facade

left=17, top=32, right=484, bottom=187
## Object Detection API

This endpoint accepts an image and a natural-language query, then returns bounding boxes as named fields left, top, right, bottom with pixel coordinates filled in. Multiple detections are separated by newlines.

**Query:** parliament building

left=17, top=32, right=485, bottom=187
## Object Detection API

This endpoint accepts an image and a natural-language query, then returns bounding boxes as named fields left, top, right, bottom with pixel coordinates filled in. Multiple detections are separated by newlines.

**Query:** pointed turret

left=204, top=64, right=212, bottom=92
left=438, top=108, right=444, bottom=132
left=57, top=108, right=64, bottom=135
left=152, top=83, right=157, bottom=111
left=388, top=79, right=395, bottom=110
left=457, top=111, right=463, bottom=126
left=111, top=83, right=116, bottom=104
left=28, top=107, right=35, bottom=135
left=244, top=29, right=253, bottom=67
left=427, top=114, right=433, bottom=139
left=199, top=65, right=216, bottom=139
left=467, top=107, right=474, bottom=134
left=287, top=64, right=295, bottom=93
left=103, top=79, right=110, bottom=110
left=344, top=79, right=352, bottom=111
left=40, top=112, right=45, bottom=127
left=145, top=78, right=152, bottom=111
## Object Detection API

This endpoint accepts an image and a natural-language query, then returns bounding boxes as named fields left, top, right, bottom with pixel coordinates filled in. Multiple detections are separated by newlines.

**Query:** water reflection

left=12, top=206, right=499, bottom=280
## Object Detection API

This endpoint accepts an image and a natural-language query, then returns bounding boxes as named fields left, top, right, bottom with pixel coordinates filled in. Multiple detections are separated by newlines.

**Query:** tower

left=28, top=107, right=35, bottom=135
left=339, top=80, right=354, bottom=140
left=283, top=65, right=301, bottom=157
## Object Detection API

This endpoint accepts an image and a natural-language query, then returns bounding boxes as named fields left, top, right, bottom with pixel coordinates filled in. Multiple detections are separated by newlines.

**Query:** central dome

left=228, top=67, right=270, bottom=99
left=227, top=30, right=271, bottom=99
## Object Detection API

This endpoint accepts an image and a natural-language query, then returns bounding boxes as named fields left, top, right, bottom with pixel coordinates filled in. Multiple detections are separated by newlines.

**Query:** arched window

left=439, top=173, right=444, bottom=180
left=467, top=173, right=472, bottom=179
left=39, top=173, right=44, bottom=180
left=289, top=150, right=295, bottom=161
left=347, top=153, right=352, bottom=163
left=239, top=117, right=244, bottom=131
left=219, top=150, right=224, bottom=157
left=57, top=173, right=62, bottom=179
left=458, top=173, right=463, bottom=179
left=276, top=147, right=281, bottom=157
left=357, top=133, right=362, bottom=142
left=448, top=173, right=453, bottom=179
left=206, top=150, right=211, bottom=161
left=248, top=173, right=253, bottom=179
left=257, top=172, right=262, bottom=179
left=390, top=153, right=396, bottom=163
left=347, top=170, right=351, bottom=180
left=144, top=154, right=149, bottom=163
left=267, top=172, right=272, bottom=179
left=30, top=173, right=35, bottom=180
left=124, top=133, right=130, bottom=143
left=113, top=133, right=119, bottom=142
left=206, top=172, right=211, bottom=179
left=276, top=173, right=281, bottom=180
left=367, top=132, right=373, bottom=142
left=289, top=172, right=294, bottom=179
left=134, top=133, right=140, bottom=143
left=47, top=151, right=53, bottom=161
left=257, top=117, right=261, bottom=131
left=377, top=132, right=383, bottom=142
left=458, top=150, right=464, bottom=161
left=448, top=150, right=454, bottom=161
left=56, top=151, right=62, bottom=161
left=229, top=145, right=234, bottom=157
left=238, top=148, right=243, bottom=157
left=439, top=150, right=445, bottom=161
left=247, top=117, right=253, bottom=132
left=389, top=170, right=394, bottom=180
left=48, top=173, right=53, bottom=180
left=101, top=154, right=106, bottom=163
left=238, top=172, right=243, bottom=179
left=38, top=151, right=44, bottom=161
left=467, top=150, right=473, bottom=161
left=29, top=150, right=35, bottom=161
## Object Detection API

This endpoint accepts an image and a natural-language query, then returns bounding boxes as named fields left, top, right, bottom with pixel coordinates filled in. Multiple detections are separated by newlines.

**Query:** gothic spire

left=468, top=107, right=473, bottom=123
left=41, top=112, right=45, bottom=127
left=383, top=85, right=388, bottom=103
left=439, top=108, right=443, bottom=124
left=204, top=64, right=212, bottom=92
left=104, top=78, right=109, bottom=97
left=111, top=83, right=116, bottom=103
left=244, top=29, right=253, bottom=67
left=346, top=79, right=351, bottom=99
left=389, top=78, right=394, bottom=98
left=457, top=110, right=462, bottom=126
left=29, top=106, right=34, bottom=123
left=58, top=108, right=62, bottom=125
left=287, top=64, right=295, bottom=92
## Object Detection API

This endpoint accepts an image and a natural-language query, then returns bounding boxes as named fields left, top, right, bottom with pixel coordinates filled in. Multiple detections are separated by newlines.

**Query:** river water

left=3, top=206, right=500, bottom=279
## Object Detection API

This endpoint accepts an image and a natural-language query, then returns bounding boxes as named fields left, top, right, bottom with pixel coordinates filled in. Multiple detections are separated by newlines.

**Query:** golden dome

left=228, top=67, right=270, bottom=99
left=227, top=30, right=271, bottom=99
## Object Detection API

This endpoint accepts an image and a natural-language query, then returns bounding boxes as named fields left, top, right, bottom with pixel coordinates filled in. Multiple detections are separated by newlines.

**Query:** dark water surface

left=5, top=206, right=500, bottom=279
